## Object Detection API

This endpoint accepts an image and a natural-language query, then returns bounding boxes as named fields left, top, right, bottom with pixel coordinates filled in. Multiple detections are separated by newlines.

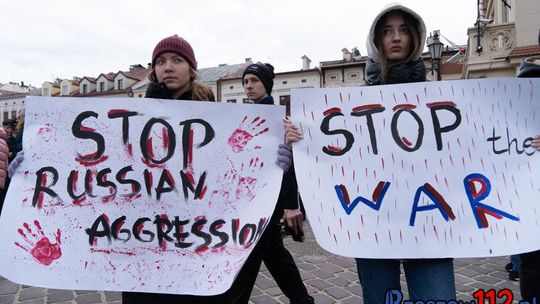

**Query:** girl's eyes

left=155, top=57, right=185, bottom=65
left=383, top=27, right=409, bottom=36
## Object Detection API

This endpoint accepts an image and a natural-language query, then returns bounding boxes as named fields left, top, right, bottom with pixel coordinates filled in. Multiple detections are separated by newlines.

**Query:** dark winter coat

left=257, top=95, right=300, bottom=221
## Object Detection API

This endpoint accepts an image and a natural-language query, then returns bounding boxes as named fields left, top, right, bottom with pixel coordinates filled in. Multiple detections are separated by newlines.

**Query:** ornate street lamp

left=427, top=30, right=444, bottom=81
left=475, top=0, right=494, bottom=54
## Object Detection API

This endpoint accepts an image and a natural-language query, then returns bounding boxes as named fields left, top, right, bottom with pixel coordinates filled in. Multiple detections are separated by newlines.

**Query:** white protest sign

left=0, top=96, right=285, bottom=294
left=292, top=78, right=540, bottom=258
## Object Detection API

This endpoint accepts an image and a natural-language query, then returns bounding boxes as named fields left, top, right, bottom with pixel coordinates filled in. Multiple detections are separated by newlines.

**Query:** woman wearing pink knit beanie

left=144, top=34, right=214, bottom=101
left=122, top=34, right=283, bottom=304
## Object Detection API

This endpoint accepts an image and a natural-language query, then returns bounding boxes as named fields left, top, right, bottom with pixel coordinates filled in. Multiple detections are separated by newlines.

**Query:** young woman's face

left=381, top=13, right=411, bottom=61
left=154, top=52, right=191, bottom=98
left=243, top=74, right=268, bottom=102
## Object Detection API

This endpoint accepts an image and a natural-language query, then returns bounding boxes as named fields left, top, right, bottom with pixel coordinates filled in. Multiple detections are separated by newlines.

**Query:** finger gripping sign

left=292, top=78, right=540, bottom=258
left=0, top=96, right=284, bottom=294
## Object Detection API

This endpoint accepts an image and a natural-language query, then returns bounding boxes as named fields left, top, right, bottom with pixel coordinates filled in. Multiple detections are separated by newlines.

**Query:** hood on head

left=518, top=57, right=540, bottom=78
left=366, top=3, right=426, bottom=63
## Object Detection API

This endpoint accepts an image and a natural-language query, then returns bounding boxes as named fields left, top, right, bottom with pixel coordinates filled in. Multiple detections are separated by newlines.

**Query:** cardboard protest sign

left=292, top=78, right=540, bottom=258
left=0, top=96, right=285, bottom=294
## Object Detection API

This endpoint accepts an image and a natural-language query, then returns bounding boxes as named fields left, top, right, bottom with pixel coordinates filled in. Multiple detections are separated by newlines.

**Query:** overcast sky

left=1, top=0, right=477, bottom=88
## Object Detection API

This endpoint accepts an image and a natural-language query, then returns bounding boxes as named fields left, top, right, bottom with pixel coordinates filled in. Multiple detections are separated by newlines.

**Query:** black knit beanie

left=242, top=63, right=275, bottom=95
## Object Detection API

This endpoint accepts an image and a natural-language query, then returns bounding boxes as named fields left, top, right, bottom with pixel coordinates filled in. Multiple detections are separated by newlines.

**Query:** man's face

left=243, top=74, right=268, bottom=103
left=3, top=125, right=12, bottom=135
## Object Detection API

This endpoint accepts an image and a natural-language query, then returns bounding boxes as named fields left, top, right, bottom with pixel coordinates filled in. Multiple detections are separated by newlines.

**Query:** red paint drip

left=352, top=104, right=383, bottom=113
left=326, top=145, right=343, bottom=153
left=79, top=126, right=95, bottom=132
left=75, top=154, right=109, bottom=167
left=162, top=127, right=169, bottom=151
left=323, top=107, right=342, bottom=116
left=392, top=104, right=417, bottom=111
left=141, top=157, right=165, bottom=169
left=426, top=101, right=456, bottom=108
left=401, top=137, right=412, bottom=146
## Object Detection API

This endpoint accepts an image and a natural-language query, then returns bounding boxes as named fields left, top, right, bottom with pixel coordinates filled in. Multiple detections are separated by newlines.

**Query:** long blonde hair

left=16, top=112, right=24, bottom=132
left=374, top=10, right=421, bottom=84
left=148, top=67, right=215, bottom=101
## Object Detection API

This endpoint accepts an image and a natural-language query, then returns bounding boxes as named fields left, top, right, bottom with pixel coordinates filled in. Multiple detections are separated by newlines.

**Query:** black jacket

left=256, top=96, right=299, bottom=222
left=145, top=82, right=215, bottom=101
left=517, top=59, right=540, bottom=78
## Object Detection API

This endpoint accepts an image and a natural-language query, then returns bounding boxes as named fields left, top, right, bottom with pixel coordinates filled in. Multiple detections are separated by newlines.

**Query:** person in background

left=242, top=63, right=314, bottom=304
left=505, top=255, right=520, bottom=281
left=2, top=119, right=17, bottom=163
left=0, top=120, right=15, bottom=214
left=0, top=128, right=8, bottom=214
left=14, top=110, right=24, bottom=154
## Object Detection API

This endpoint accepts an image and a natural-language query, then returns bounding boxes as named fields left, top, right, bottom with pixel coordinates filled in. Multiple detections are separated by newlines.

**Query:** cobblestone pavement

left=0, top=221, right=522, bottom=304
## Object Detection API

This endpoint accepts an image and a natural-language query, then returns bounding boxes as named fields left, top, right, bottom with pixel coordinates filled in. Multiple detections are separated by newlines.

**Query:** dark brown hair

left=374, top=10, right=421, bottom=84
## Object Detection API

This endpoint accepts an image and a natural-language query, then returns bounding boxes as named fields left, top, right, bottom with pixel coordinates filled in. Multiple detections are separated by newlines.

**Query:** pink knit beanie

left=152, top=35, right=197, bottom=69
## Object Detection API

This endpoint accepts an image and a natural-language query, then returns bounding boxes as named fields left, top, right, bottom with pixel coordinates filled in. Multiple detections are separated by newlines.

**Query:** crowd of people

left=0, top=3, right=539, bottom=303
left=0, top=111, right=23, bottom=212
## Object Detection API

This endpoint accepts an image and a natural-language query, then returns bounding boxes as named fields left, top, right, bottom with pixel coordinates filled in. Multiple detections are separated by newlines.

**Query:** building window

left=229, top=85, right=234, bottom=90
left=227, top=99, right=236, bottom=103
left=282, top=81, right=288, bottom=85
left=61, top=85, right=69, bottom=95
left=138, top=94, right=143, bottom=98
left=3, top=112, right=8, bottom=121
left=82, top=84, right=88, bottom=94
left=243, top=98, right=252, bottom=104
left=117, top=79, right=123, bottom=89
left=301, top=79, right=307, bottom=83
left=100, top=82, right=105, bottom=92
left=11, top=111, right=16, bottom=119
left=279, top=95, right=291, bottom=116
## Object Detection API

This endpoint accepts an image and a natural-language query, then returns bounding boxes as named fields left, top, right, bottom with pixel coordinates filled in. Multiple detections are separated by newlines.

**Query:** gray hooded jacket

left=365, top=3, right=427, bottom=85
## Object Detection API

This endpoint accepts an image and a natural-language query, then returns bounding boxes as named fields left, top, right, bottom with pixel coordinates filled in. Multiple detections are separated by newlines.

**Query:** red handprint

left=14, top=220, right=62, bottom=266
left=235, top=158, right=264, bottom=201
left=212, top=158, right=265, bottom=203
left=227, top=116, right=269, bottom=153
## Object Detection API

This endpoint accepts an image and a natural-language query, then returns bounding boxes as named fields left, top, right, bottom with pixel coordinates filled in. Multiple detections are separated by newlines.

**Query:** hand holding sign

left=284, top=117, right=303, bottom=146
left=532, top=134, right=540, bottom=150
